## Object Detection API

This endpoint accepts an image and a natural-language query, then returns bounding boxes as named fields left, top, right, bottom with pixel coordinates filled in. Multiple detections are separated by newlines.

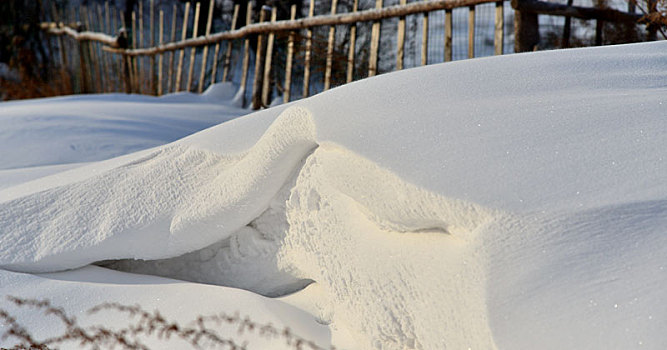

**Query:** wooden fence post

left=262, top=7, right=277, bottom=106
left=283, top=4, right=297, bottom=103
left=494, top=1, right=504, bottom=55
left=167, top=4, right=177, bottom=92
left=158, top=10, right=164, bottom=96
left=346, top=0, right=358, bottom=83
left=186, top=2, right=201, bottom=92
left=239, top=2, right=253, bottom=106
left=444, top=9, right=452, bottom=61
left=198, top=0, right=215, bottom=93
left=512, top=0, right=539, bottom=52
left=468, top=5, right=475, bottom=58
left=397, top=0, right=407, bottom=70
left=252, top=7, right=268, bottom=110
left=422, top=5, right=429, bottom=65
left=175, top=2, right=190, bottom=92
left=369, top=0, right=383, bottom=77
left=324, top=0, right=339, bottom=91
left=303, top=0, right=315, bottom=98
left=222, top=4, right=240, bottom=83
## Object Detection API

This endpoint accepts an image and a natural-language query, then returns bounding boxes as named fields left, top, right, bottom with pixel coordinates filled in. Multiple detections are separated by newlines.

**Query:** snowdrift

left=2, top=42, right=667, bottom=349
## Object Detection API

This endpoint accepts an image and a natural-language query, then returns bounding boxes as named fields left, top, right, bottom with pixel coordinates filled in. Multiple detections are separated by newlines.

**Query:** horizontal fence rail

left=35, top=0, right=656, bottom=109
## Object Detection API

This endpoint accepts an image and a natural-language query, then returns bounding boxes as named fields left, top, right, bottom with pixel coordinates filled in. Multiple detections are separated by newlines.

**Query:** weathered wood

left=303, top=0, right=315, bottom=98
left=262, top=7, right=277, bottom=106
left=150, top=0, right=156, bottom=95
left=40, top=23, right=119, bottom=46
left=102, top=0, right=506, bottom=57
left=138, top=1, right=144, bottom=93
left=132, top=11, right=138, bottom=92
left=174, top=2, right=190, bottom=92
left=346, top=0, right=358, bottom=83
left=95, top=4, right=109, bottom=92
left=239, top=2, right=253, bottom=106
left=102, top=2, right=113, bottom=92
left=198, top=0, right=215, bottom=93
left=120, top=11, right=132, bottom=93
left=396, top=0, right=407, bottom=70
left=158, top=10, right=164, bottom=96
left=512, top=0, right=539, bottom=52
left=468, top=5, right=475, bottom=58
left=284, top=4, right=297, bottom=103
left=186, top=2, right=201, bottom=92
left=252, top=7, right=267, bottom=110
left=511, top=0, right=642, bottom=22
left=444, top=9, right=452, bottom=61
left=84, top=7, right=103, bottom=93
left=222, top=4, right=240, bottom=82
left=421, top=10, right=429, bottom=66
left=494, top=1, right=503, bottom=55
left=211, top=41, right=221, bottom=84
left=369, top=0, right=383, bottom=77
left=167, top=4, right=177, bottom=92
left=562, top=0, right=574, bottom=47
left=324, top=0, right=338, bottom=91
left=50, top=3, right=69, bottom=88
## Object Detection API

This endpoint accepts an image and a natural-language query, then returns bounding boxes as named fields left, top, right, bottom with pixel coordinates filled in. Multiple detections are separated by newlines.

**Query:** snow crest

left=0, top=106, right=500, bottom=349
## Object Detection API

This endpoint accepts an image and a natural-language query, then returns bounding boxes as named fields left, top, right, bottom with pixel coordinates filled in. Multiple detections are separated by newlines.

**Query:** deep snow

left=1, top=41, right=667, bottom=349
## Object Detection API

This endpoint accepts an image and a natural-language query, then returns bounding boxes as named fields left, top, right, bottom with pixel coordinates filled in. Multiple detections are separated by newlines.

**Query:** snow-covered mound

left=2, top=42, right=667, bottom=349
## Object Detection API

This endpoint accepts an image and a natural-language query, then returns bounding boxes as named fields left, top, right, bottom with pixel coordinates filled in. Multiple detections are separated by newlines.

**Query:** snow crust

left=2, top=42, right=667, bottom=349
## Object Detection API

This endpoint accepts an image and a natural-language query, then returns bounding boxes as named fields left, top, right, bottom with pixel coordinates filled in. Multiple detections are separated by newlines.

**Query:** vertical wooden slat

left=211, top=42, right=222, bottom=85
left=132, top=10, right=139, bottom=92
left=283, top=4, right=297, bottom=103
left=324, top=0, right=338, bottom=91
left=262, top=7, right=277, bottom=106
left=174, top=2, right=190, bottom=92
left=84, top=7, right=103, bottom=93
left=346, top=0, right=358, bottom=83
left=104, top=2, right=114, bottom=92
left=78, top=9, right=91, bottom=93
left=186, top=2, right=201, bottom=92
left=468, top=5, right=475, bottom=59
left=198, top=0, right=215, bottom=93
left=96, top=4, right=110, bottom=92
left=303, top=0, right=315, bottom=98
left=222, top=4, right=240, bottom=82
left=149, top=0, right=156, bottom=95
left=51, top=3, right=69, bottom=90
left=120, top=11, right=132, bottom=94
left=167, top=4, right=177, bottom=92
left=494, top=1, right=504, bottom=55
left=396, top=0, right=407, bottom=70
left=421, top=11, right=429, bottom=66
left=158, top=10, right=164, bottom=96
left=369, top=0, right=383, bottom=77
left=138, top=1, right=144, bottom=93
left=239, top=2, right=253, bottom=106
left=252, top=7, right=267, bottom=110
left=445, top=9, right=452, bottom=62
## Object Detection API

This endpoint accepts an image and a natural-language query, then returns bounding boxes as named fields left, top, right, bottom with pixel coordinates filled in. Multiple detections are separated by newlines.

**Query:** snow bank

left=2, top=42, right=667, bottom=349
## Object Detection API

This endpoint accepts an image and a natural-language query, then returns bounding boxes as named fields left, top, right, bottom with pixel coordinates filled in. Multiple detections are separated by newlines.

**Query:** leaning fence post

left=157, top=10, right=164, bottom=96
left=76, top=23, right=91, bottom=93
left=444, top=9, right=452, bottom=61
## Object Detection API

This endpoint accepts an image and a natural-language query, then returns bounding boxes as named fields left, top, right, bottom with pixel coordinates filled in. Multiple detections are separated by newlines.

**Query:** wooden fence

left=39, top=0, right=654, bottom=109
